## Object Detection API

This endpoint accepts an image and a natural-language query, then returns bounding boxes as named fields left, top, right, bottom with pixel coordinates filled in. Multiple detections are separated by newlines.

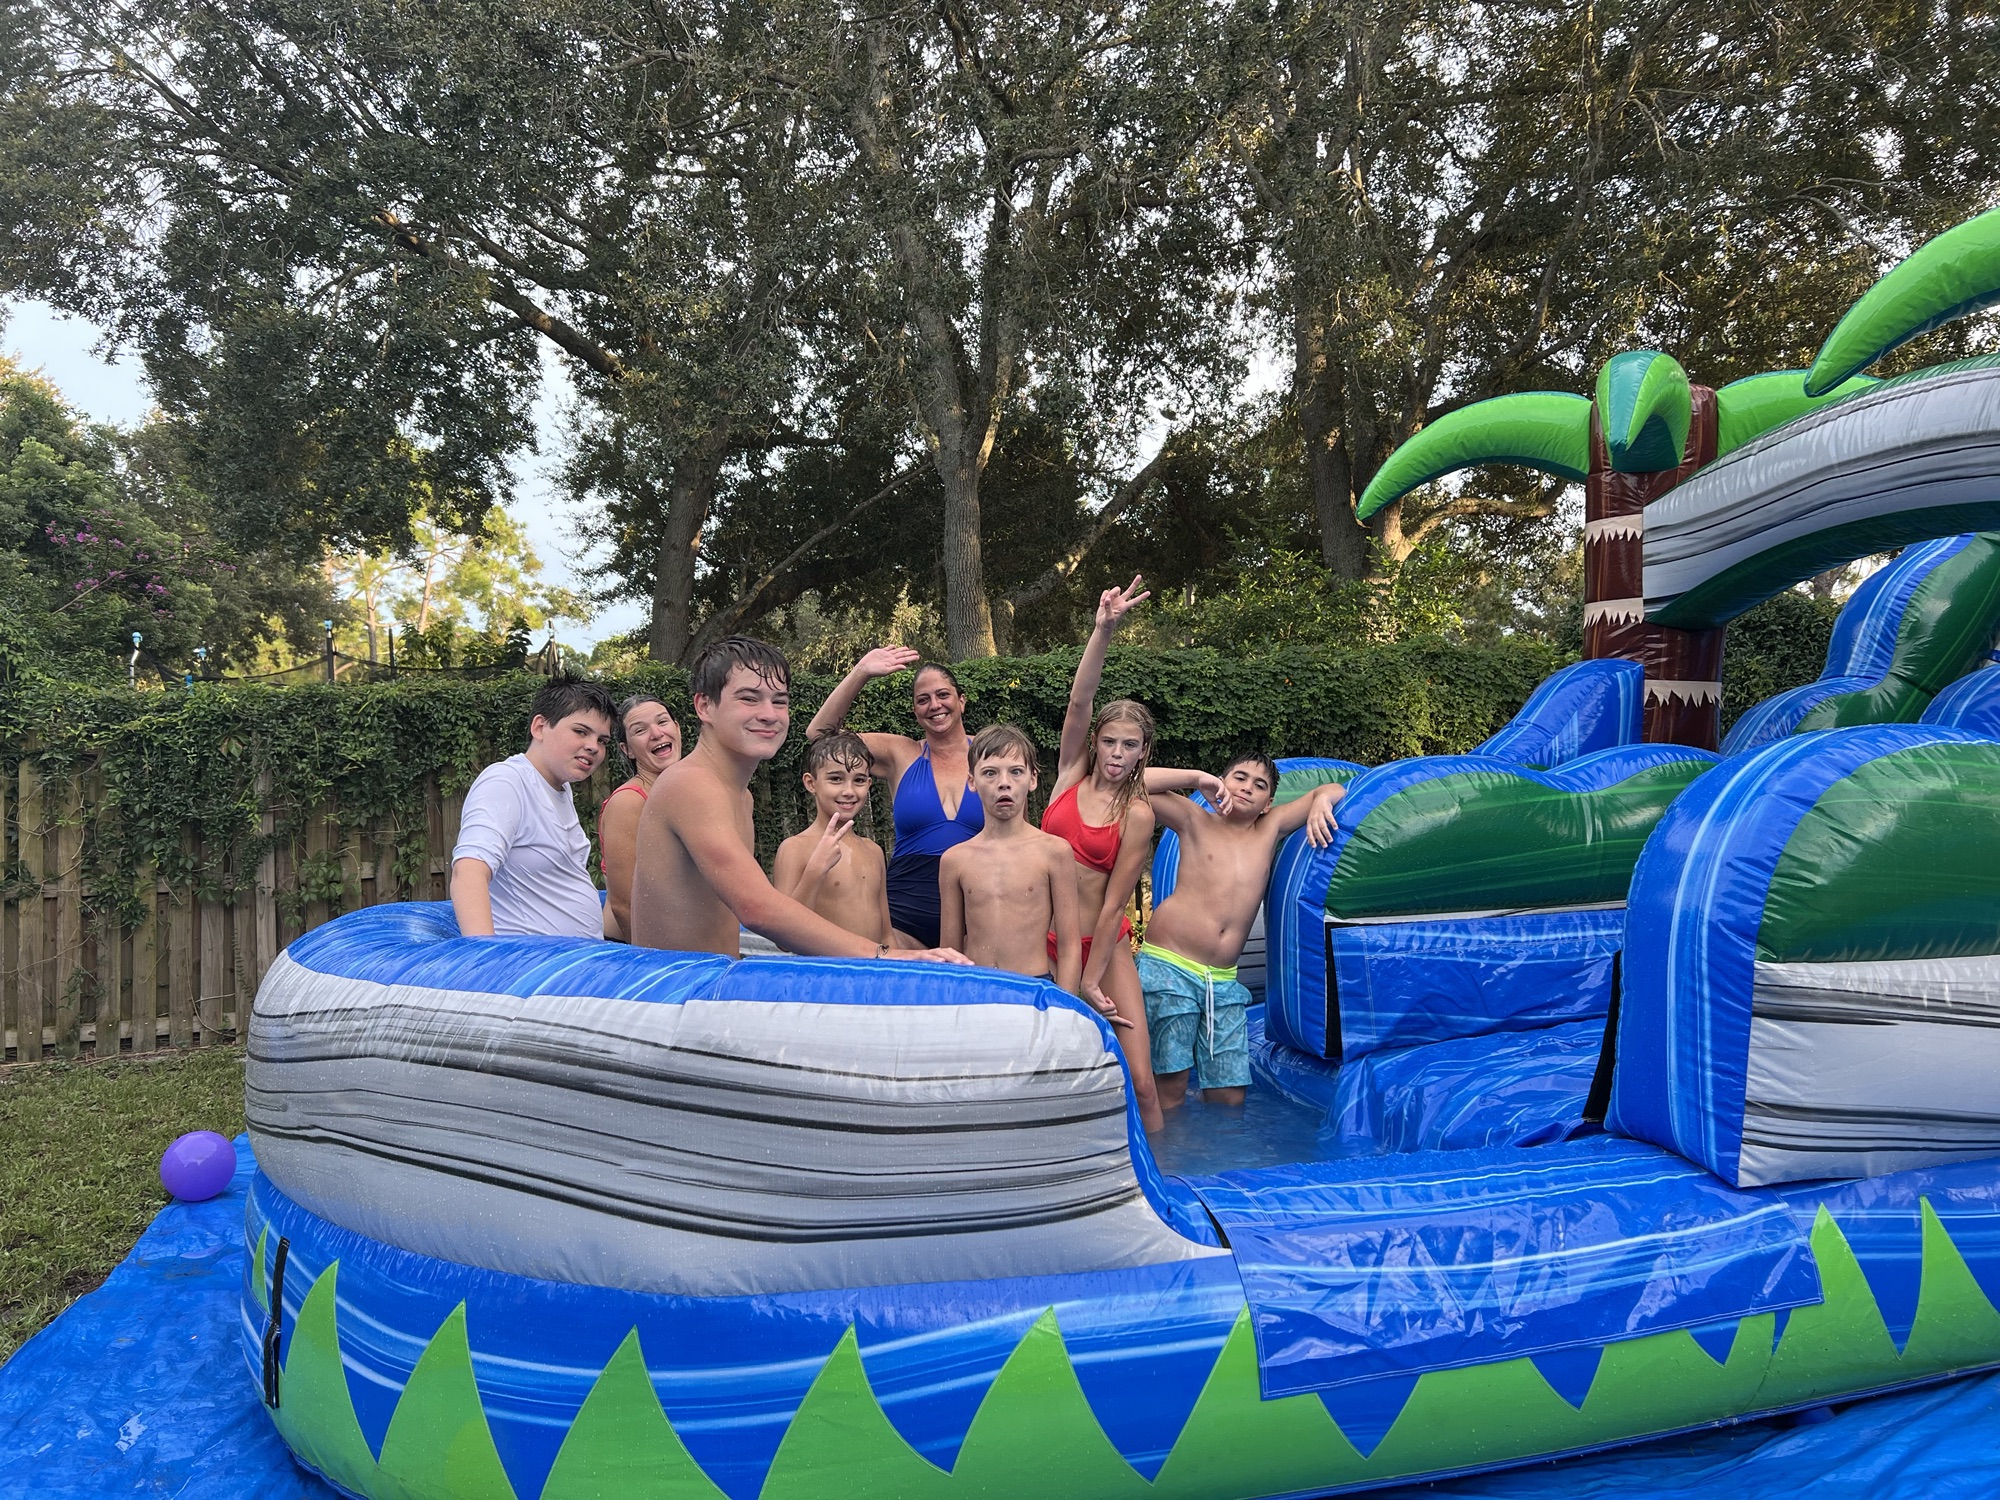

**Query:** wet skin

left=939, top=751, right=1082, bottom=993
left=773, top=760, right=892, bottom=946
left=601, top=702, right=682, bottom=940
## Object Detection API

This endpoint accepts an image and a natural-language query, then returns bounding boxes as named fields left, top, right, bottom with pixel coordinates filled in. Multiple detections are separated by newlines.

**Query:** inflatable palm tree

left=1354, top=204, right=2000, bottom=747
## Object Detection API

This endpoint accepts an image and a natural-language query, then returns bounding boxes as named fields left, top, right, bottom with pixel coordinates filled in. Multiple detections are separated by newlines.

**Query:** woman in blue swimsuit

left=805, top=647, right=982, bottom=947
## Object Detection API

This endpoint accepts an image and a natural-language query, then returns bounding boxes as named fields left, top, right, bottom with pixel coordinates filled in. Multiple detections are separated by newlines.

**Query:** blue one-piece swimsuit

left=885, top=746, right=983, bottom=947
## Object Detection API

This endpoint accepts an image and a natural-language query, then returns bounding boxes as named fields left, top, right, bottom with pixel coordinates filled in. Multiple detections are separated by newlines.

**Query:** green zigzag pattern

left=264, top=1200, right=2000, bottom=1500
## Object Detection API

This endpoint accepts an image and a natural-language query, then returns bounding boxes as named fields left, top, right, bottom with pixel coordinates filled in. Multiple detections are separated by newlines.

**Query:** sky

left=0, top=297, right=650, bottom=650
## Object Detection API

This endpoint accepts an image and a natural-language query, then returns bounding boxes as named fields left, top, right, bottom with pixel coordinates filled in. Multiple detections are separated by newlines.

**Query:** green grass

left=0, top=1043, right=246, bottom=1360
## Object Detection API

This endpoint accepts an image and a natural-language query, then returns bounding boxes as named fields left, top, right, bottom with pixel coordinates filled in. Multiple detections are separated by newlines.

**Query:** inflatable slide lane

left=1645, top=365, right=2000, bottom=631
left=1467, top=656, right=1644, bottom=767
left=1263, top=742, right=1716, bottom=1065
left=1722, top=532, right=2000, bottom=752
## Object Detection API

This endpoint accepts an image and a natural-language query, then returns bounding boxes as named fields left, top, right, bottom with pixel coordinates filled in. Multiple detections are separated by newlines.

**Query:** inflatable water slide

left=243, top=210, right=2000, bottom=1500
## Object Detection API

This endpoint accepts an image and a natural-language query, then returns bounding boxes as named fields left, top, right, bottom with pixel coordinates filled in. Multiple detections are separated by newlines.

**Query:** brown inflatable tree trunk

left=1582, top=385, right=1726, bottom=749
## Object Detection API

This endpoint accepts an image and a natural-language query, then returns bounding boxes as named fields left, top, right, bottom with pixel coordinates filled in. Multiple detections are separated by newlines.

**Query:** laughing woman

left=807, top=650, right=981, bottom=948
left=599, top=694, right=683, bottom=941
left=1046, top=577, right=1163, bottom=1130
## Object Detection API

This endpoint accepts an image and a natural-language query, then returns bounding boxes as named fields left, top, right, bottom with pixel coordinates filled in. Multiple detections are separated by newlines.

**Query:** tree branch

left=1003, top=437, right=1181, bottom=613
left=688, top=464, right=924, bottom=651
left=370, top=211, right=625, bottom=379
left=1400, top=494, right=1556, bottom=548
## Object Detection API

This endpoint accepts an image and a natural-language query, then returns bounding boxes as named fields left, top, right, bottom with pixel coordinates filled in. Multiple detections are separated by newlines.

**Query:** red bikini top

left=1042, top=783, right=1122, bottom=874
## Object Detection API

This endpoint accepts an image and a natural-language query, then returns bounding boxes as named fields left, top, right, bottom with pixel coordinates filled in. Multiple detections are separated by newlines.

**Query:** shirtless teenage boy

left=772, top=733, right=892, bottom=947
left=1144, top=753, right=1344, bottom=1107
left=630, top=635, right=968, bottom=964
left=939, top=725, right=1083, bottom=995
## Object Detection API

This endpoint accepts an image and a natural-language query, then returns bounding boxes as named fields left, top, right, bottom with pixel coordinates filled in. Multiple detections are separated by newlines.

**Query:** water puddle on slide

left=1145, top=1085, right=1333, bottom=1178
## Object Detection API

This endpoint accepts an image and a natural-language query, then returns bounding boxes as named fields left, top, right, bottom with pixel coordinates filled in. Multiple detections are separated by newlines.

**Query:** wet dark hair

left=970, top=723, right=1038, bottom=773
left=690, top=636, right=790, bottom=705
left=805, top=732, right=872, bottom=776
left=1222, top=749, right=1280, bottom=789
left=527, top=677, right=617, bottom=738
left=613, top=693, right=675, bottom=748
left=912, top=661, right=962, bottom=696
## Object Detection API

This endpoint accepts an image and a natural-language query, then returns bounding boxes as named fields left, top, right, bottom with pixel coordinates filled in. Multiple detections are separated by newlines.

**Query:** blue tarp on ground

left=4, top=1136, right=2000, bottom=1499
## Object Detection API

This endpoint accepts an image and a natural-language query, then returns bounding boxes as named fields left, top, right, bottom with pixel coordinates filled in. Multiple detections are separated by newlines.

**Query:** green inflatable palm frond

left=1713, top=370, right=1882, bottom=458
left=1356, top=392, right=1592, bottom=521
left=1596, top=351, right=1691, bottom=473
left=1806, top=206, right=2000, bottom=396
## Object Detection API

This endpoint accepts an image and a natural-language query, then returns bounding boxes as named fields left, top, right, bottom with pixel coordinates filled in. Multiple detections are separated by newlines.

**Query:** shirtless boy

left=630, top=635, right=967, bottom=965
left=772, top=733, right=892, bottom=947
left=939, top=725, right=1083, bottom=996
left=1144, top=753, right=1344, bottom=1107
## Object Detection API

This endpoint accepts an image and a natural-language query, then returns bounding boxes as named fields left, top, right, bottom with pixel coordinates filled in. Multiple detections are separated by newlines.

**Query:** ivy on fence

left=0, top=637, right=1565, bottom=910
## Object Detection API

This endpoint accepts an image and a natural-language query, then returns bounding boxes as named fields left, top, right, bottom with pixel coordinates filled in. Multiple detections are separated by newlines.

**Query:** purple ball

left=159, top=1130, right=238, bottom=1202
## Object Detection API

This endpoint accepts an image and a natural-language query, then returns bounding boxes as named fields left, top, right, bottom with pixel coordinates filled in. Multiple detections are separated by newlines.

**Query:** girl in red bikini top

left=599, top=695, right=682, bottom=941
left=1046, top=576, right=1164, bottom=1131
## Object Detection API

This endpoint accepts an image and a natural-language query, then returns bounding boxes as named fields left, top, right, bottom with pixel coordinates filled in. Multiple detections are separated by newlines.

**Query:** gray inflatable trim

left=247, top=952, right=1219, bottom=1297
left=1737, top=952, right=2000, bottom=1187
left=1644, top=361, right=2000, bottom=623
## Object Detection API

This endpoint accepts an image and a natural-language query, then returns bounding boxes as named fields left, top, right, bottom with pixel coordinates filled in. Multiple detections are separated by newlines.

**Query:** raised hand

left=805, top=812, right=854, bottom=881
left=1095, top=574, right=1151, bottom=634
left=1195, top=771, right=1233, bottom=815
left=857, top=645, right=921, bottom=679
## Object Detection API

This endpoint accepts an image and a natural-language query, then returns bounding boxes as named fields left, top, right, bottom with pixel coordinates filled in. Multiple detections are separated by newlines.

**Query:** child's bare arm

left=771, top=835, right=808, bottom=901
left=1146, top=767, right=1232, bottom=816
left=1057, top=576, right=1149, bottom=783
left=1270, top=781, right=1346, bottom=847
left=1146, top=788, right=1209, bottom=836
left=1048, top=843, right=1084, bottom=998
left=449, top=858, right=496, bottom=937
left=1083, top=799, right=1153, bottom=997
left=939, top=851, right=967, bottom=955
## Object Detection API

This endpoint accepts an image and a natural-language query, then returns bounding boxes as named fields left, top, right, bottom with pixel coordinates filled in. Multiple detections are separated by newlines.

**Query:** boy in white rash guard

left=451, top=678, right=619, bottom=939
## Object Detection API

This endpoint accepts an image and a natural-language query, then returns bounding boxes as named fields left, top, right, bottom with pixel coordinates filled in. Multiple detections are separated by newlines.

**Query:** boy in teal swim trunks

left=1143, top=752, right=1343, bottom=1106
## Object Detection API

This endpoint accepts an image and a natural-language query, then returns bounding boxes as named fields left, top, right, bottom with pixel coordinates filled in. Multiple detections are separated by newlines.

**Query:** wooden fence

left=0, top=745, right=898, bottom=1064
left=0, top=759, right=519, bottom=1064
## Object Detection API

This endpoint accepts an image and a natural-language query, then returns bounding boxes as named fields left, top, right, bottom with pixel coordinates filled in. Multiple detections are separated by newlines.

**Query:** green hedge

left=4, top=607, right=1846, bottom=913
left=0, top=638, right=1560, bottom=902
left=1718, top=590, right=1840, bottom=735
